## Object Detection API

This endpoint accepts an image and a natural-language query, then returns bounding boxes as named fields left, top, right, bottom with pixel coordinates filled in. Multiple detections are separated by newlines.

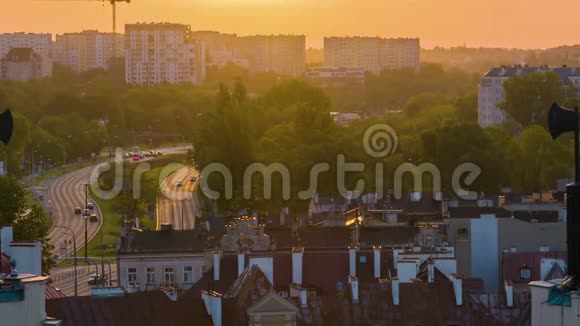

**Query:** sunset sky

left=3, top=0, right=580, bottom=49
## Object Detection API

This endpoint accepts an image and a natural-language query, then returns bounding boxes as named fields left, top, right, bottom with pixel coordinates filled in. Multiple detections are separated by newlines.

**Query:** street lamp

left=82, top=184, right=90, bottom=261
left=52, top=225, right=77, bottom=297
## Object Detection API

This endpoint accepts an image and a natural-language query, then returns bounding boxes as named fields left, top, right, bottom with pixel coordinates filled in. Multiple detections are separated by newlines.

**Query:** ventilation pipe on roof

left=505, top=280, right=514, bottom=308
left=427, top=259, right=435, bottom=283
left=213, top=249, right=221, bottom=281
left=292, top=247, right=304, bottom=285
left=237, top=250, right=245, bottom=277
left=349, top=246, right=358, bottom=277
left=349, top=275, right=359, bottom=304
left=450, top=273, right=463, bottom=306
left=373, top=246, right=381, bottom=278
left=391, top=277, right=400, bottom=305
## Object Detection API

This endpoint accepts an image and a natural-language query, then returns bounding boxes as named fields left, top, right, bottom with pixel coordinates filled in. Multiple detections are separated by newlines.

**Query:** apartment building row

left=324, top=36, right=420, bottom=74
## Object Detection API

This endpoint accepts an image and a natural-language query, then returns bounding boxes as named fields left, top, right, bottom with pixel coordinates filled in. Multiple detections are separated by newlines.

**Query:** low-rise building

left=306, top=66, right=365, bottom=88
left=478, top=65, right=580, bottom=127
left=116, top=228, right=208, bottom=293
left=0, top=33, right=52, bottom=78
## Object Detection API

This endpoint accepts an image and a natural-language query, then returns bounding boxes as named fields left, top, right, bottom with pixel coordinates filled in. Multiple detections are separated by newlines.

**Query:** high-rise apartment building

left=191, top=32, right=305, bottom=77
left=190, top=31, right=237, bottom=68
left=0, top=33, right=53, bottom=78
left=54, top=30, right=124, bottom=73
left=124, top=23, right=206, bottom=85
left=324, top=37, right=420, bottom=74
left=234, top=35, right=305, bottom=77
left=0, top=48, right=45, bottom=81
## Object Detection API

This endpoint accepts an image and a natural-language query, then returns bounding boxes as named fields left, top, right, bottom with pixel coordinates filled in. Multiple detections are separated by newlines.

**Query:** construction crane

left=36, top=0, right=131, bottom=59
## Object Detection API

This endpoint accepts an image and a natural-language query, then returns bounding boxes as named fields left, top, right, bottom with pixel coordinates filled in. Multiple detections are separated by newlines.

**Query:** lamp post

left=52, top=225, right=77, bottom=297
left=82, top=184, right=89, bottom=261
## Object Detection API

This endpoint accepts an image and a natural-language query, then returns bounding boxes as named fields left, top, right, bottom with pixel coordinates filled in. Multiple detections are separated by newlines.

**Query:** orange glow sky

left=3, top=0, right=580, bottom=49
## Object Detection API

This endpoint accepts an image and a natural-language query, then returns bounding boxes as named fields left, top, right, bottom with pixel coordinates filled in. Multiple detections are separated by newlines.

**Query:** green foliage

left=0, top=176, right=26, bottom=225
left=13, top=205, right=55, bottom=275
left=499, top=71, right=563, bottom=128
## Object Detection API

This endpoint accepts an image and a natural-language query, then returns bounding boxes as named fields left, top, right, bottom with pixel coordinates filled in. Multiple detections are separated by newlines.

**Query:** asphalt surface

left=157, top=166, right=200, bottom=230
left=50, top=262, right=118, bottom=297
left=36, top=146, right=192, bottom=258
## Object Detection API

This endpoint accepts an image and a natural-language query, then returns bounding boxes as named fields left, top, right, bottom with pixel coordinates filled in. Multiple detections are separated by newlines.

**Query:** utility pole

left=83, top=184, right=89, bottom=261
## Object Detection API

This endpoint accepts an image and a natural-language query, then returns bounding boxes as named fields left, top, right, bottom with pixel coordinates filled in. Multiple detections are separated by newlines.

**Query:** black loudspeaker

left=548, top=102, right=580, bottom=140
left=0, top=109, right=13, bottom=146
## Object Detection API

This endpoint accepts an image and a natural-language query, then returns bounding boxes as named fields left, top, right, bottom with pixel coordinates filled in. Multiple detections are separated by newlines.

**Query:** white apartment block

left=190, top=31, right=237, bottom=67
left=324, top=37, right=419, bottom=75
left=54, top=30, right=124, bottom=73
left=124, top=23, right=206, bottom=85
left=235, top=35, right=305, bottom=77
left=478, top=65, right=580, bottom=127
left=0, top=33, right=53, bottom=78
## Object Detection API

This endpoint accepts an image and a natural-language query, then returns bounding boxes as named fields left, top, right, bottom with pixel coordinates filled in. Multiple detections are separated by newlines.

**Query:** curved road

left=38, top=146, right=192, bottom=258
left=157, top=166, right=200, bottom=230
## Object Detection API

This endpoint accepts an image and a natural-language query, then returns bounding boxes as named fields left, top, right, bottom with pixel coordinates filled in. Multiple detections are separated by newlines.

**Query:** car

left=89, top=214, right=98, bottom=222
left=82, top=208, right=90, bottom=217
left=144, top=151, right=152, bottom=157
left=122, top=153, right=130, bottom=159
left=74, top=207, right=82, bottom=215
left=155, top=151, right=162, bottom=156
left=87, top=202, right=94, bottom=210
left=189, top=176, right=197, bottom=182
left=176, top=180, right=183, bottom=187
left=88, top=273, right=106, bottom=286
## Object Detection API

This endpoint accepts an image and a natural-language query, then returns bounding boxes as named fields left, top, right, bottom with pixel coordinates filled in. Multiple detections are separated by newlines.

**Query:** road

left=50, top=262, right=118, bottom=297
left=157, top=166, right=200, bottom=230
left=35, top=146, right=192, bottom=258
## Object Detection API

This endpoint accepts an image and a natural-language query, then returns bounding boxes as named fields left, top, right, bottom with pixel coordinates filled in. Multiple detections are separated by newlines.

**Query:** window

left=183, top=266, right=194, bottom=283
left=146, top=267, right=156, bottom=284
left=164, top=267, right=175, bottom=287
left=127, top=268, right=137, bottom=283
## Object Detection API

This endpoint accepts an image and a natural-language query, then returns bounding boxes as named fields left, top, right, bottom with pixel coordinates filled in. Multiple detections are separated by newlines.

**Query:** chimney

left=237, top=251, right=245, bottom=276
left=1, top=226, right=13, bottom=256
left=349, top=275, right=359, bottom=304
left=396, top=259, right=418, bottom=283
left=213, top=249, right=221, bottom=281
left=202, top=291, right=222, bottom=326
left=292, top=247, right=304, bottom=285
left=289, top=284, right=307, bottom=307
left=373, top=246, right=381, bottom=278
left=391, top=277, right=400, bottom=305
left=505, top=280, right=514, bottom=308
left=450, top=273, right=463, bottom=306
left=427, top=258, right=435, bottom=283
left=349, top=246, right=358, bottom=277
left=9, top=241, right=42, bottom=276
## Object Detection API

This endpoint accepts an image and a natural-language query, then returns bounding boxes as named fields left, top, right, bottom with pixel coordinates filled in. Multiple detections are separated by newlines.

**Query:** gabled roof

left=246, top=291, right=298, bottom=314
left=117, top=230, right=208, bottom=254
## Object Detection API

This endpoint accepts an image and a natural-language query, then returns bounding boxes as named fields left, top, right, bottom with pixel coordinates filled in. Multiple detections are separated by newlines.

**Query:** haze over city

left=4, top=0, right=580, bottom=48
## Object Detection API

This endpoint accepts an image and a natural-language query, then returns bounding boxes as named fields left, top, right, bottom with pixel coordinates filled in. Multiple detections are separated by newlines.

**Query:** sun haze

left=2, top=0, right=580, bottom=48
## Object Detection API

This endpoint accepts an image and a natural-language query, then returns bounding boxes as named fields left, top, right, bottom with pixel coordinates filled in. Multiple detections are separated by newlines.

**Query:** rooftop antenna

left=548, top=102, right=580, bottom=288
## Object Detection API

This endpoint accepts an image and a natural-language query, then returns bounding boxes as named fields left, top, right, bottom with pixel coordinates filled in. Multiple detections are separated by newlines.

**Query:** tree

left=0, top=176, right=26, bottom=225
left=499, top=71, right=563, bottom=128
left=13, top=205, right=55, bottom=275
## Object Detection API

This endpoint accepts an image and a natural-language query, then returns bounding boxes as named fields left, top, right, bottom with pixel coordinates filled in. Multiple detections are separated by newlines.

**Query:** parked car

left=144, top=151, right=152, bottom=157
left=82, top=208, right=90, bottom=217
left=122, top=153, right=130, bottom=159
left=87, top=202, right=94, bottom=210
left=74, top=207, right=82, bottom=215
left=155, top=151, right=162, bottom=156
left=88, top=273, right=106, bottom=286
left=89, top=214, right=98, bottom=222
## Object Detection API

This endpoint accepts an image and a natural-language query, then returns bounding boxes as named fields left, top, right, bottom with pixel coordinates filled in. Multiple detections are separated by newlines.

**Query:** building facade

left=235, top=35, right=305, bottom=77
left=478, top=65, right=580, bottom=127
left=306, top=66, right=365, bottom=88
left=0, top=48, right=45, bottom=81
left=124, top=23, right=206, bottom=85
left=0, top=33, right=53, bottom=78
left=54, top=30, right=123, bottom=73
left=324, top=37, right=419, bottom=74
left=190, top=31, right=237, bottom=68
